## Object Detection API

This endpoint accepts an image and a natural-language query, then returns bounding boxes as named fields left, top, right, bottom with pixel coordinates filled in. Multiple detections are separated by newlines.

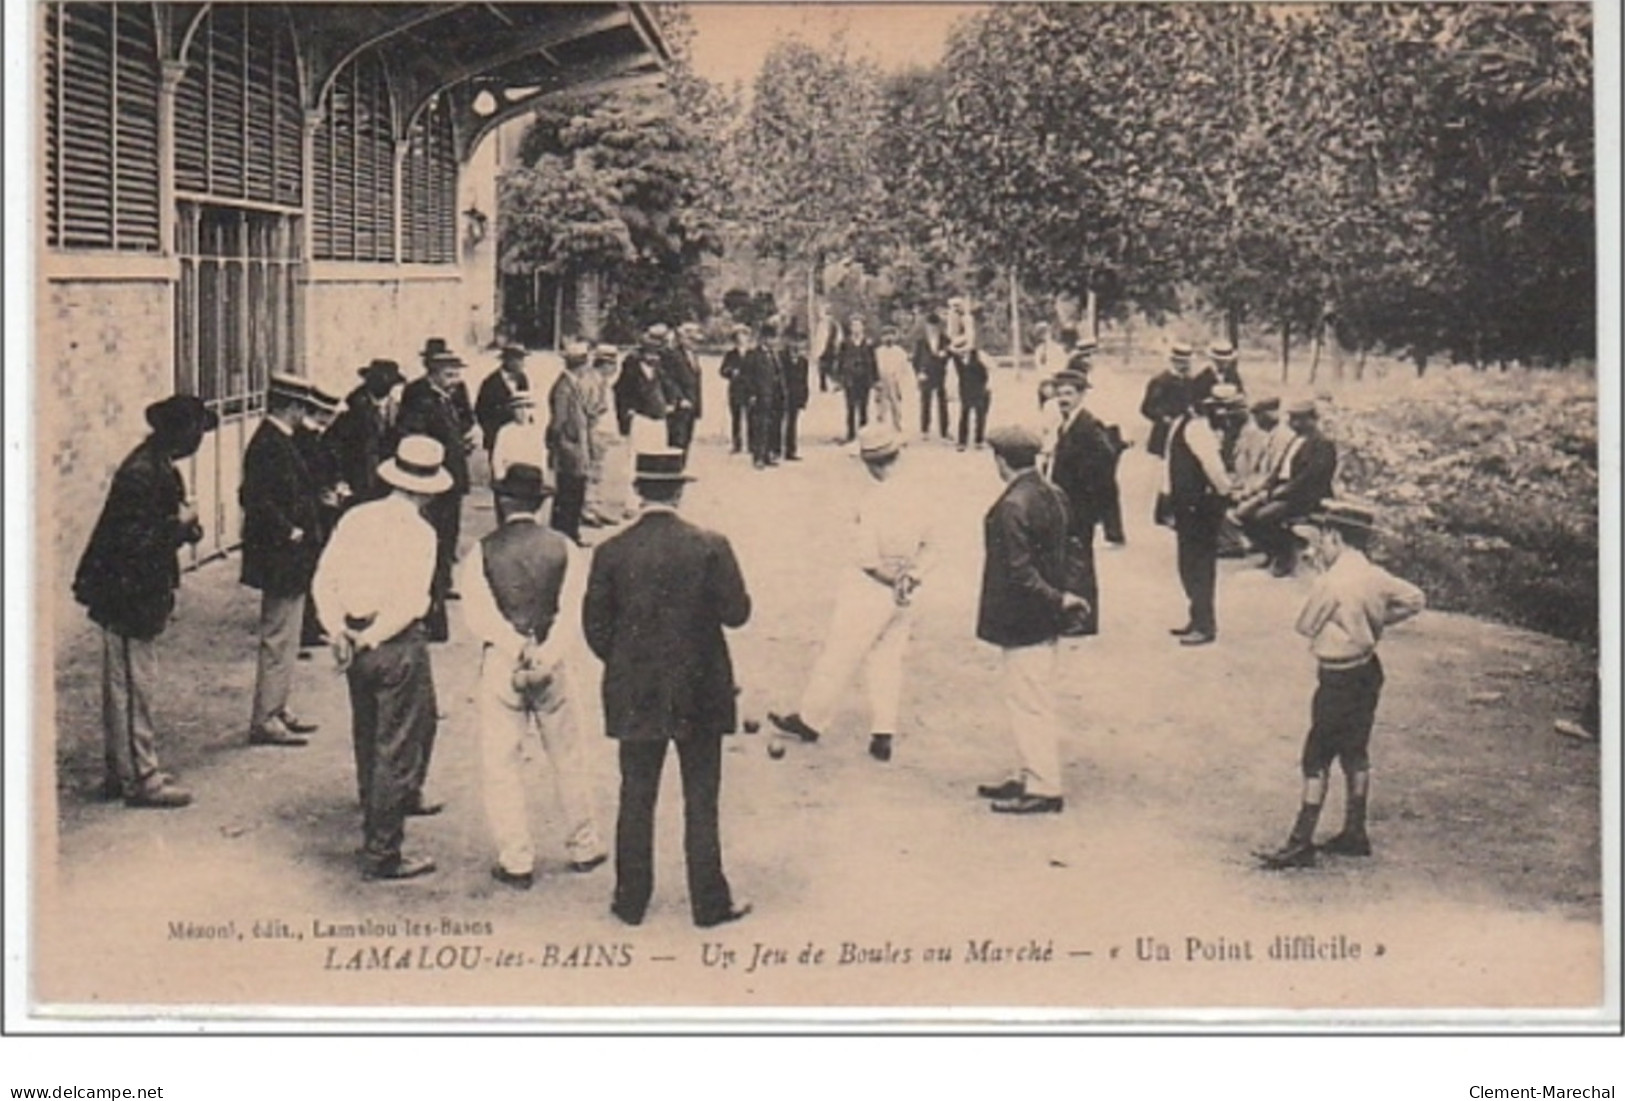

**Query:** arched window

left=173, top=3, right=303, bottom=208
left=43, top=2, right=161, bottom=251
left=402, top=93, right=458, bottom=264
left=313, top=51, right=396, bottom=261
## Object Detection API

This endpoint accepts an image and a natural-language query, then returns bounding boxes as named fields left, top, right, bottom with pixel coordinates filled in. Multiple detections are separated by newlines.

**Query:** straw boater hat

left=1202, top=383, right=1246, bottom=411
left=1169, top=341, right=1194, bottom=361
left=986, top=423, right=1044, bottom=465
left=1286, top=397, right=1319, bottom=418
left=357, top=358, right=404, bottom=385
left=643, top=323, right=672, bottom=344
left=592, top=343, right=620, bottom=364
left=1073, top=336, right=1099, bottom=356
left=563, top=339, right=591, bottom=365
left=145, top=395, right=218, bottom=437
left=857, top=422, right=902, bottom=463
left=268, top=372, right=312, bottom=407
left=632, top=449, right=693, bottom=483
left=1292, top=499, right=1380, bottom=541
left=1209, top=341, right=1238, bottom=362
left=1249, top=395, right=1281, bottom=413
left=378, top=435, right=454, bottom=495
left=679, top=321, right=703, bottom=339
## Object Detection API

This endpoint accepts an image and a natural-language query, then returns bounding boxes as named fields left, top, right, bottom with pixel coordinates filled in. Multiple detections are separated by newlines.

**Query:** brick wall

left=39, top=278, right=174, bottom=648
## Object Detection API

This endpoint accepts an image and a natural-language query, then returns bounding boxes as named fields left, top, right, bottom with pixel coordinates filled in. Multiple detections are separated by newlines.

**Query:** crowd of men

left=71, top=300, right=1426, bottom=928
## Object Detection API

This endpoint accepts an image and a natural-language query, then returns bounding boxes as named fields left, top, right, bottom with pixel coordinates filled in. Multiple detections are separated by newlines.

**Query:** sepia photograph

left=10, top=0, right=1617, bottom=1031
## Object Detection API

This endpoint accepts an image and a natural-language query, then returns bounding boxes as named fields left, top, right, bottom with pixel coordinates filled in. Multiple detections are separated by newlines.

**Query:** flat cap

left=986, top=423, right=1044, bottom=460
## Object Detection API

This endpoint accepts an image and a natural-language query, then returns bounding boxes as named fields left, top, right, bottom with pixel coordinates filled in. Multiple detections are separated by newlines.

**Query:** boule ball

left=767, top=741, right=786, bottom=760
left=743, top=718, right=761, bottom=734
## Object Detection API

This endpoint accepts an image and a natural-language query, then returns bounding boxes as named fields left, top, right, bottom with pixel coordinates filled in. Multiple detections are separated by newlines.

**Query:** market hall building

left=38, top=2, right=667, bottom=635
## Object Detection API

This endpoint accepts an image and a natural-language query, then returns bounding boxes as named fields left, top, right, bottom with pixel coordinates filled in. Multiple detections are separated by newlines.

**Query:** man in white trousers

left=460, top=462, right=607, bottom=889
left=769, top=423, right=931, bottom=762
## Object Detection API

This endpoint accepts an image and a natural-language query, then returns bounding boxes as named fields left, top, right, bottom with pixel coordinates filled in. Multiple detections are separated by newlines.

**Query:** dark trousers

left=1175, top=505, right=1223, bottom=635
left=783, top=405, right=801, bottom=459
left=728, top=390, right=748, bottom=452
left=666, top=408, right=696, bottom=453
left=1102, top=458, right=1126, bottom=545
left=423, top=491, right=462, bottom=642
left=957, top=390, right=990, bottom=447
left=552, top=471, right=588, bottom=543
left=1302, top=657, right=1384, bottom=776
left=844, top=385, right=871, bottom=441
left=614, top=735, right=733, bottom=924
left=748, top=399, right=780, bottom=464
left=1241, top=498, right=1301, bottom=568
left=919, top=381, right=949, bottom=437
left=347, top=625, right=437, bottom=869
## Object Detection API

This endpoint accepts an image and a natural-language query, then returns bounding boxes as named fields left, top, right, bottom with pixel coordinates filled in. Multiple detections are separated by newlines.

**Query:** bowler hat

left=419, top=337, right=451, bottom=360
left=500, top=342, right=529, bottom=363
left=857, top=423, right=902, bottom=463
left=986, top=423, right=1044, bottom=463
left=358, top=358, right=405, bottom=385
left=1050, top=369, right=1090, bottom=392
left=632, top=449, right=693, bottom=483
left=377, top=435, right=454, bottom=495
left=494, top=462, right=552, bottom=501
left=145, top=395, right=218, bottom=437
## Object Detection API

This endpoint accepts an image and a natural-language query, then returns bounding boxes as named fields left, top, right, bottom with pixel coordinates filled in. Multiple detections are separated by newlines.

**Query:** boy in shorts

left=1257, top=501, right=1425, bottom=869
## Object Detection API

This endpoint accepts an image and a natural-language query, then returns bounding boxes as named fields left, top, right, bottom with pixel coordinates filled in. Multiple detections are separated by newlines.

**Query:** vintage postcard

left=13, top=0, right=1616, bottom=1029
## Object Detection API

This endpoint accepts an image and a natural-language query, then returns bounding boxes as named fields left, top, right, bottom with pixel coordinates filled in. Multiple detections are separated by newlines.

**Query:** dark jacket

left=583, top=510, right=751, bottom=741
left=1167, top=415, right=1229, bottom=519
left=913, top=332, right=949, bottom=387
left=663, top=346, right=703, bottom=418
left=836, top=339, right=878, bottom=393
left=719, top=348, right=749, bottom=401
left=954, top=348, right=989, bottom=399
left=1049, top=406, right=1118, bottom=541
left=547, top=370, right=592, bottom=479
left=398, top=376, right=472, bottom=493
left=741, top=346, right=781, bottom=405
left=475, top=367, right=531, bottom=452
left=977, top=470, right=1072, bottom=649
left=613, top=351, right=668, bottom=435
left=239, top=419, right=323, bottom=596
left=1269, top=433, right=1338, bottom=514
left=73, top=437, right=201, bottom=640
left=326, top=386, right=397, bottom=505
left=1139, top=370, right=1193, bottom=457
left=782, top=349, right=811, bottom=409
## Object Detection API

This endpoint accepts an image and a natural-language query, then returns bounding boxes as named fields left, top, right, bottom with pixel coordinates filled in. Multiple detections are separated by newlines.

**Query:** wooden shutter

left=403, top=94, right=455, bottom=264
left=313, top=51, right=395, bottom=261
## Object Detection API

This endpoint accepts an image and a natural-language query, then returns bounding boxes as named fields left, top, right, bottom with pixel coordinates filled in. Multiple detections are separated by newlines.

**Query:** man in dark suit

left=779, top=330, right=810, bottom=461
left=327, top=359, right=402, bottom=506
left=399, top=344, right=475, bottom=641
left=664, top=323, right=704, bottom=453
left=1139, top=341, right=1196, bottom=458
left=975, top=425, right=1087, bottom=815
left=1167, top=387, right=1242, bottom=646
left=73, top=395, right=216, bottom=808
left=583, top=449, right=753, bottom=928
left=747, top=322, right=786, bottom=467
left=240, top=375, right=325, bottom=747
left=835, top=317, right=879, bottom=443
left=614, top=333, right=669, bottom=445
left=546, top=341, right=594, bottom=543
left=1045, top=369, right=1116, bottom=636
left=1237, top=398, right=1338, bottom=577
left=474, top=344, right=532, bottom=455
left=913, top=312, right=951, bottom=440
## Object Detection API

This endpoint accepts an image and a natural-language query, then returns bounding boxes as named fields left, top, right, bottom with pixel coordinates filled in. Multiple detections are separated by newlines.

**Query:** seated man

left=1235, top=398, right=1337, bottom=576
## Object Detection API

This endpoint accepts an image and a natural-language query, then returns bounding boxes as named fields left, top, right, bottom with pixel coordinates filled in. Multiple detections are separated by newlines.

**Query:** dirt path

left=40, top=351, right=1603, bottom=1014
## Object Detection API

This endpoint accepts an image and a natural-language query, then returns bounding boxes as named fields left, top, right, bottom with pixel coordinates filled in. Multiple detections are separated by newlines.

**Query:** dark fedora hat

left=419, top=336, right=451, bottom=360
left=493, top=462, right=552, bottom=501
left=145, top=394, right=218, bottom=437
left=1050, top=369, right=1090, bottom=391
left=358, top=358, right=405, bottom=385
left=632, top=449, right=694, bottom=483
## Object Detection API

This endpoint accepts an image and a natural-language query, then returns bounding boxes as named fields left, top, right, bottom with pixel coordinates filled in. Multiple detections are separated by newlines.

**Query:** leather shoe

left=768, top=711, right=821, bottom=744
left=249, top=723, right=308, bottom=747
left=406, top=796, right=445, bottom=817
left=568, top=854, right=608, bottom=874
left=125, top=781, right=193, bottom=809
left=491, top=865, right=534, bottom=890
left=976, top=779, right=1024, bottom=800
left=1256, top=841, right=1317, bottom=870
left=868, top=733, right=893, bottom=762
left=363, top=854, right=437, bottom=880
left=279, top=712, right=319, bottom=735
left=611, top=902, right=645, bottom=926
left=1168, top=623, right=1195, bottom=636
left=1318, top=832, right=1372, bottom=857
left=1179, top=631, right=1216, bottom=647
left=695, top=900, right=753, bottom=928
left=991, top=794, right=1063, bottom=815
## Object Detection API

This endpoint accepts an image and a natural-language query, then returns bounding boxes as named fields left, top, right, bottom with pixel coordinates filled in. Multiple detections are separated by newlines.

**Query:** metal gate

left=173, top=200, right=303, bottom=563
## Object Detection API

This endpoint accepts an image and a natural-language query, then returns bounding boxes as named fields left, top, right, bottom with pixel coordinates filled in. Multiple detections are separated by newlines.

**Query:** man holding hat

left=1165, top=385, right=1242, bottom=646
left=400, top=343, right=476, bottom=641
left=1045, top=367, right=1116, bottom=634
left=461, top=462, right=607, bottom=889
left=976, top=424, right=1089, bottom=814
left=584, top=449, right=753, bottom=927
left=239, top=373, right=326, bottom=747
left=1257, top=501, right=1424, bottom=869
left=475, top=343, right=532, bottom=456
left=547, top=340, right=595, bottom=542
left=1139, top=340, right=1197, bottom=459
left=769, top=423, right=932, bottom=763
left=73, top=395, right=217, bottom=808
left=312, top=435, right=451, bottom=880
left=1237, top=397, right=1338, bottom=577
left=328, top=358, right=403, bottom=506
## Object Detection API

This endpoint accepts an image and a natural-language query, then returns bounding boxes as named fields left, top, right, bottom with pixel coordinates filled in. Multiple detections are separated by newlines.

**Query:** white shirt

left=876, top=344, right=911, bottom=392
left=311, top=492, right=437, bottom=650
left=491, top=419, right=547, bottom=482
left=1296, top=548, right=1425, bottom=664
left=458, top=515, right=587, bottom=669
left=853, top=468, right=932, bottom=583
left=1165, top=414, right=1233, bottom=495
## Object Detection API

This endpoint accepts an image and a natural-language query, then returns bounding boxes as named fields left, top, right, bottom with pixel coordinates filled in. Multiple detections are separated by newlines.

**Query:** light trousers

left=799, top=572, right=912, bottom=736
left=587, top=429, right=629, bottom=517
left=1002, top=642, right=1063, bottom=798
left=251, top=590, right=305, bottom=731
left=102, top=628, right=162, bottom=796
left=477, top=647, right=605, bottom=875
